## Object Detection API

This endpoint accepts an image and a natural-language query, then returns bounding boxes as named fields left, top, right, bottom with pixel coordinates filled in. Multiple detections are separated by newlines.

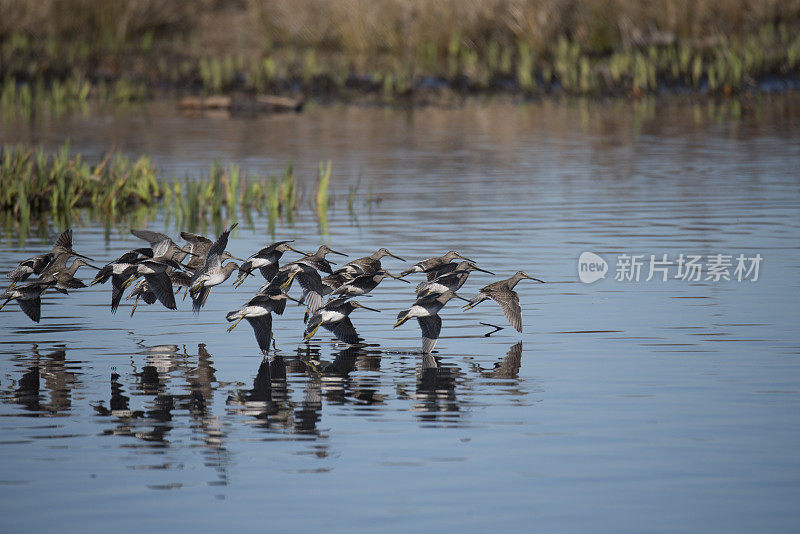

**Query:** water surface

left=1, top=97, right=799, bottom=532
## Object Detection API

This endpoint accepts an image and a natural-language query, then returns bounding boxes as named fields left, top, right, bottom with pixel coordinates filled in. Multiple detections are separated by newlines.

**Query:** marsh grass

left=0, top=143, right=335, bottom=241
left=1, top=1, right=799, bottom=109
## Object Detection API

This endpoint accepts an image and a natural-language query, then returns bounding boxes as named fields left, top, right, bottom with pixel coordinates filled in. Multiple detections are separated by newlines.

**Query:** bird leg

left=0, top=297, right=11, bottom=312
left=227, top=316, right=244, bottom=333
left=303, top=324, right=321, bottom=342
left=130, top=295, right=140, bottom=317
left=393, top=316, right=410, bottom=328
left=233, top=272, right=251, bottom=288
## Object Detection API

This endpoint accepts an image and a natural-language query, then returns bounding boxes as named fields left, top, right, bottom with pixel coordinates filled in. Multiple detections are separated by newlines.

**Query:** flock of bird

left=2, top=228, right=544, bottom=354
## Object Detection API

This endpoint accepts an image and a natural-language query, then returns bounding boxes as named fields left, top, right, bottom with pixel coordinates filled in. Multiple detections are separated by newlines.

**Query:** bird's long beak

left=228, top=255, right=245, bottom=262
left=71, top=251, right=94, bottom=261
left=455, top=252, right=475, bottom=262
left=385, top=271, right=411, bottom=283
left=355, top=303, right=381, bottom=313
left=452, top=292, right=472, bottom=303
left=328, top=248, right=348, bottom=257
left=387, top=251, right=405, bottom=261
left=284, top=293, right=303, bottom=305
left=524, top=275, right=545, bottom=283
left=287, top=245, right=308, bottom=256
left=473, top=265, right=495, bottom=275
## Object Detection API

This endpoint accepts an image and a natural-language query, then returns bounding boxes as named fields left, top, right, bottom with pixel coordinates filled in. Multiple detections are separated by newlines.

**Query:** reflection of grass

left=1, top=1, right=799, bottom=109
left=0, top=143, right=334, bottom=242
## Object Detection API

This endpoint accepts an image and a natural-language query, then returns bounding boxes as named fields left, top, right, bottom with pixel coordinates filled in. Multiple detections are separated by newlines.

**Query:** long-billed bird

left=226, top=286, right=300, bottom=353
left=6, top=229, right=92, bottom=287
left=131, top=229, right=192, bottom=263
left=338, top=248, right=405, bottom=276
left=462, top=271, right=544, bottom=332
left=289, top=245, right=348, bottom=275
left=234, top=240, right=305, bottom=287
left=91, top=248, right=154, bottom=313
left=400, top=251, right=474, bottom=278
left=0, top=279, right=57, bottom=323
left=40, top=257, right=99, bottom=294
left=330, top=270, right=409, bottom=298
left=281, top=263, right=326, bottom=316
left=394, top=290, right=469, bottom=353
left=189, top=223, right=239, bottom=312
left=303, top=297, right=380, bottom=344
left=415, top=261, right=494, bottom=297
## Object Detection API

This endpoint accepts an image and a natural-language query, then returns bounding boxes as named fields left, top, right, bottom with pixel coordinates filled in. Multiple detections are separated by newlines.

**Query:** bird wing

left=272, top=295, right=287, bottom=316
left=18, top=297, right=42, bottom=323
left=142, top=289, right=158, bottom=305
left=259, top=263, right=279, bottom=282
left=180, top=231, right=213, bottom=247
left=191, top=286, right=211, bottom=313
left=425, top=262, right=457, bottom=281
left=144, top=272, right=176, bottom=310
left=417, top=314, right=442, bottom=353
left=52, top=229, right=72, bottom=251
left=131, top=229, right=172, bottom=257
left=488, top=289, right=522, bottom=332
left=246, top=315, right=273, bottom=354
left=111, top=275, right=125, bottom=313
left=492, top=342, right=523, bottom=377
left=57, top=276, right=86, bottom=290
left=205, top=223, right=237, bottom=271
left=326, top=316, right=360, bottom=344
left=295, top=268, right=324, bottom=314
left=33, top=253, right=55, bottom=274
left=168, top=270, right=193, bottom=288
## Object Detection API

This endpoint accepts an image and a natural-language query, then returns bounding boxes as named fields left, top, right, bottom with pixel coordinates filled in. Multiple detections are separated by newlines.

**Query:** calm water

left=1, top=97, right=800, bottom=532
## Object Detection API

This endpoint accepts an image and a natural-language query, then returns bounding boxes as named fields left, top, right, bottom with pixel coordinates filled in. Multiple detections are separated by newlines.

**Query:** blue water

left=1, top=97, right=799, bottom=532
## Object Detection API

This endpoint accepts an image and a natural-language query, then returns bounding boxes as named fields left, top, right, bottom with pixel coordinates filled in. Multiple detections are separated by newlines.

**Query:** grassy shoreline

left=1, top=1, right=799, bottom=114
left=0, top=143, right=335, bottom=242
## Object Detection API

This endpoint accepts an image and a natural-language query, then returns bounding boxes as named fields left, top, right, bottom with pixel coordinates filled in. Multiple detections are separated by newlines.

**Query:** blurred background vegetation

left=1, top=0, right=799, bottom=107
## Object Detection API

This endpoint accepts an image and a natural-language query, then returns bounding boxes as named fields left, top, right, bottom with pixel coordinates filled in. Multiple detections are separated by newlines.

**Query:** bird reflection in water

left=1, top=344, right=82, bottom=415
left=321, top=346, right=385, bottom=406
left=412, top=353, right=461, bottom=423
left=227, top=355, right=293, bottom=431
left=471, top=342, right=523, bottom=379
